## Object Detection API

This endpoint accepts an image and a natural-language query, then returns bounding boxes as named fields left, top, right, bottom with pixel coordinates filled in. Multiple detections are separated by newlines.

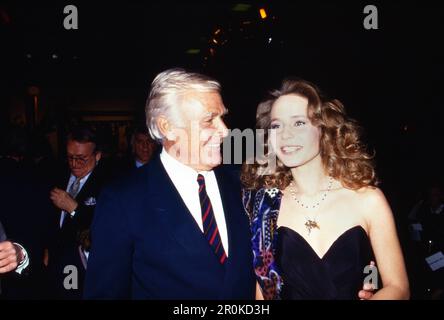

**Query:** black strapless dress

left=276, top=225, right=374, bottom=300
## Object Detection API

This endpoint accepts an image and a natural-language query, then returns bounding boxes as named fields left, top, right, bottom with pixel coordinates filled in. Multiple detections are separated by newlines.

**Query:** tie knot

left=197, top=174, right=205, bottom=186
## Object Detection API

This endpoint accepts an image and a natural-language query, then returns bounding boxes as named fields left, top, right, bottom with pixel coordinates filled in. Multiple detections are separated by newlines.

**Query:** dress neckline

left=277, top=225, right=367, bottom=260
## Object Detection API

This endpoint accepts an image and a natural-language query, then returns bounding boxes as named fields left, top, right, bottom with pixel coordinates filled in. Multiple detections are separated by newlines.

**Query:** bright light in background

left=259, top=8, right=267, bottom=19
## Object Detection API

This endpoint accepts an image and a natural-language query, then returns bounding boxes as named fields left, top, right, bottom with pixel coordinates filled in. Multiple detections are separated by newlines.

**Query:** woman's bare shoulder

left=350, top=186, right=392, bottom=223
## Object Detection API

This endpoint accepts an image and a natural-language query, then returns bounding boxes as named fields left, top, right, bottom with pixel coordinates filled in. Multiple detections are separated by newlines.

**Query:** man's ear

left=95, top=151, right=102, bottom=163
left=157, top=116, right=176, bottom=140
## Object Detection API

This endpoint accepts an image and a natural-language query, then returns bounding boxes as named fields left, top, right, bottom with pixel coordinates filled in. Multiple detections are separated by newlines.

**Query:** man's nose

left=217, top=119, right=229, bottom=138
left=70, top=160, right=81, bottom=168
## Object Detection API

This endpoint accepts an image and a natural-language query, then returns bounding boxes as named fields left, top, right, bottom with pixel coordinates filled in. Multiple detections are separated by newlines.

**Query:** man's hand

left=50, top=188, right=78, bottom=212
left=0, top=241, right=24, bottom=274
left=358, top=261, right=376, bottom=300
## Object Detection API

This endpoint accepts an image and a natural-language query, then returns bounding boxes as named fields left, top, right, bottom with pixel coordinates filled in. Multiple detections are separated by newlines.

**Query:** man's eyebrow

left=67, top=154, right=87, bottom=157
left=201, top=112, right=213, bottom=119
left=203, top=110, right=228, bottom=118
left=214, top=109, right=229, bottom=117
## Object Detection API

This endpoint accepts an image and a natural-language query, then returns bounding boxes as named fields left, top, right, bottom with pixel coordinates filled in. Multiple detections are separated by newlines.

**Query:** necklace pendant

left=305, top=219, right=320, bottom=235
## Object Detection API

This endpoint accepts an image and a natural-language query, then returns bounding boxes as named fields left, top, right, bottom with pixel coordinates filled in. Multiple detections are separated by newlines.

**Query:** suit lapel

left=74, top=169, right=97, bottom=203
left=215, top=168, right=237, bottom=263
left=214, top=167, right=245, bottom=296
left=147, top=157, right=220, bottom=261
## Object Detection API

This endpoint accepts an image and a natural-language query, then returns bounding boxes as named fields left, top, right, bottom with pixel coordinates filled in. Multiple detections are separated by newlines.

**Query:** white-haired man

left=84, top=68, right=255, bottom=299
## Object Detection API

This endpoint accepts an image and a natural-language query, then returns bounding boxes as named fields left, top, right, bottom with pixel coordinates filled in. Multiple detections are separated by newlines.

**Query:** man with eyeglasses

left=48, top=125, right=106, bottom=299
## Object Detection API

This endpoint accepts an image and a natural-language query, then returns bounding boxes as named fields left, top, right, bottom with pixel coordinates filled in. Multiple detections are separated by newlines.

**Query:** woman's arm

left=363, top=188, right=410, bottom=300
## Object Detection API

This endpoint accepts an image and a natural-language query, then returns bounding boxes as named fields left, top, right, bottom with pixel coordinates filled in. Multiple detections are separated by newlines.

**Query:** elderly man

left=48, top=125, right=107, bottom=299
left=84, top=68, right=255, bottom=299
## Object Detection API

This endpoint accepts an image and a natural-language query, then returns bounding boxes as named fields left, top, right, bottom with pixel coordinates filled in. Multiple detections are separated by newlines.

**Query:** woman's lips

left=280, top=145, right=302, bottom=154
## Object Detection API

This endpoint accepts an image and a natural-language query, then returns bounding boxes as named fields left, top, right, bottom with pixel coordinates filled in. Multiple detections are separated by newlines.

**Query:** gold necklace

left=289, top=177, right=334, bottom=235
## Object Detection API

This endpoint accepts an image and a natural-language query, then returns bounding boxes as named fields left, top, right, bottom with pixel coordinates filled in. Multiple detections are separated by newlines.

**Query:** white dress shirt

left=0, top=222, right=29, bottom=275
left=135, top=159, right=144, bottom=168
left=0, top=242, right=28, bottom=294
left=14, top=243, right=29, bottom=274
left=59, top=171, right=93, bottom=228
left=160, top=148, right=229, bottom=256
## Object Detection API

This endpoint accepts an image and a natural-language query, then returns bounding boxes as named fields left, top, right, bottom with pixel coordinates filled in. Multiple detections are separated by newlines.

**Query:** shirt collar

left=70, top=170, right=93, bottom=184
left=160, top=147, right=213, bottom=179
left=135, top=159, right=145, bottom=168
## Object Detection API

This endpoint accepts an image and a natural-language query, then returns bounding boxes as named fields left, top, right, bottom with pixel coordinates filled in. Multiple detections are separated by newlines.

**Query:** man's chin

left=200, top=155, right=222, bottom=170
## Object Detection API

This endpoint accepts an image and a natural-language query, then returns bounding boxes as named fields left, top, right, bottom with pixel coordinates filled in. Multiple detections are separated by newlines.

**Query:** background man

left=48, top=125, right=107, bottom=299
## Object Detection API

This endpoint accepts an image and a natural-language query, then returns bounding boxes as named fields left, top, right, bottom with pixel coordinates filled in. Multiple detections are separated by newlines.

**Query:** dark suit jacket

left=48, top=164, right=108, bottom=299
left=84, top=155, right=255, bottom=299
left=113, top=147, right=160, bottom=181
left=108, top=156, right=138, bottom=183
left=0, top=157, right=53, bottom=299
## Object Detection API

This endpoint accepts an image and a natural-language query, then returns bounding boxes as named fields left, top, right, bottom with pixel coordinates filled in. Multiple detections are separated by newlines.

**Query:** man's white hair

left=145, top=68, right=221, bottom=143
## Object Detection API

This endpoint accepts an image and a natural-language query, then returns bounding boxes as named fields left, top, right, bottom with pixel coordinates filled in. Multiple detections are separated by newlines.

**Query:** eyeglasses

left=67, top=154, right=95, bottom=166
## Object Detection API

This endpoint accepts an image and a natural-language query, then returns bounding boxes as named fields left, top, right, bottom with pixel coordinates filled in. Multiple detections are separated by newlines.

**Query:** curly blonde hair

left=241, top=78, right=377, bottom=190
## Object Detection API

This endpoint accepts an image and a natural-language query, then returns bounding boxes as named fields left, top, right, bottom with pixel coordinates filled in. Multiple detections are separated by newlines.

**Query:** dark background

left=1, top=0, right=444, bottom=298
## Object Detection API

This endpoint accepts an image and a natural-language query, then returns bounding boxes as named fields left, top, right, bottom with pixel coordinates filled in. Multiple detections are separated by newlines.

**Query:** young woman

left=241, top=78, right=409, bottom=300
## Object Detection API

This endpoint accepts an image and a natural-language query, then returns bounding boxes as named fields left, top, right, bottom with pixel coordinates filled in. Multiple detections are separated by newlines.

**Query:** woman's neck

left=289, top=154, right=328, bottom=196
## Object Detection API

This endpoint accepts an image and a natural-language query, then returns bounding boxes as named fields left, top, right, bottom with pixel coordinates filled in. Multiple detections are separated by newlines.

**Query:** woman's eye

left=294, top=121, right=306, bottom=127
left=270, top=123, right=280, bottom=129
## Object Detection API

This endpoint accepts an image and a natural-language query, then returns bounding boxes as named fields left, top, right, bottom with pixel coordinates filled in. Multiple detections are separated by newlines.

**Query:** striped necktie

left=197, top=174, right=227, bottom=265
left=68, top=177, right=81, bottom=198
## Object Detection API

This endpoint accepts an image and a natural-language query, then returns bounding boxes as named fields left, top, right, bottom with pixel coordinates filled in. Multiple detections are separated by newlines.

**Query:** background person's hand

left=50, top=188, right=78, bottom=212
